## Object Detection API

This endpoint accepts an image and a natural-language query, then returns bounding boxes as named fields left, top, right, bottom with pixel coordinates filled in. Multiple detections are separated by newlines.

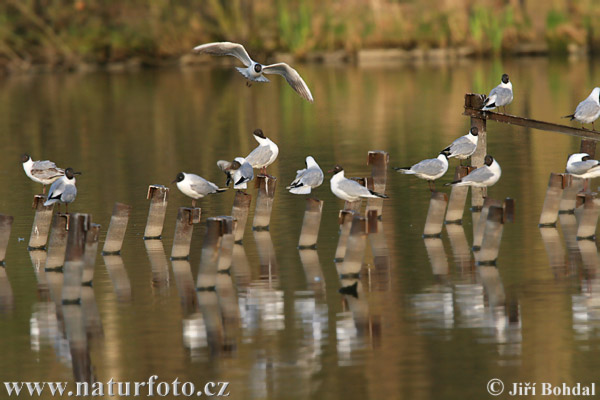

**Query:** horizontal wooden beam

left=463, top=93, right=600, bottom=142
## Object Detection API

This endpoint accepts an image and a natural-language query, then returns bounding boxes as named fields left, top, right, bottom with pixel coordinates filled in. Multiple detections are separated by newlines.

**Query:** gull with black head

left=245, top=129, right=279, bottom=177
left=22, top=154, right=65, bottom=194
left=173, top=172, right=227, bottom=208
left=566, top=153, right=600, bottom=179
left=193, top=42, right=314, bottom=102
left=445, top=155, right=502, bottom=188
left=44, top=167, right=81, bottom=213
left=562, top=88, right=600, bottom=130
left=217, top=157, right=254, bottom=190
left=481, top=74, right=513, bottom=113
left=442, top=127, right=479, bottom=165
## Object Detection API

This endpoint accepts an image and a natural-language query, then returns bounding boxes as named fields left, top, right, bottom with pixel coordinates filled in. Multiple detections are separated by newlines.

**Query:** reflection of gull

left=239, top=285, right=285, bottom=332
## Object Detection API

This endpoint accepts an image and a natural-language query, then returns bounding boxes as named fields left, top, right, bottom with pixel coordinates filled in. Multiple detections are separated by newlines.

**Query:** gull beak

left=327, top=168, right=336, bottom=173
left=171, top=179, right=177, bottom=184
left=74, top=171, right=82, bottom=175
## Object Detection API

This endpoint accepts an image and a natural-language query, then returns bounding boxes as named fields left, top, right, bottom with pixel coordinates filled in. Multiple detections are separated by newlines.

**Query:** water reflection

left=144, top=239, right=170, bottom=291
left=0, top=264, right=13, bottom=313
left=102, top=254, right=132, bottom=302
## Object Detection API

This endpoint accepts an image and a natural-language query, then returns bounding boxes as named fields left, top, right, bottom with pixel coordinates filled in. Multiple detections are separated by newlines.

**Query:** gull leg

left=246, top=81, right=252, bottom=87
left=42, top=185, right=46, bottom=195
left=593, top=122, right=596, bottom=131
left=65, top=204, right=68, bottom=214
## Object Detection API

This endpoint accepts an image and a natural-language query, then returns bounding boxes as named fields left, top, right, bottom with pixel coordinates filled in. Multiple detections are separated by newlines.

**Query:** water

left=0, top=58, right=599, bottom=399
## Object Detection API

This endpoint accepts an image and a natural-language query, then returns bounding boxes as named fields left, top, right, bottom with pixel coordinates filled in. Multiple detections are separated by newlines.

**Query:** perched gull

left=173, top=172, right=227, bottom=207
left=329, top=165, right=388, bottom=202
left=245, top=129, right=279, bottom=176
left=43, top=167, right=80, bottom=213
left=563, top=88, right=600, bottom=130
left=286, top=156, right=324, bottom=194
left=193, top=42, right=314, bottom=102
left=481, top=74, right=513, bottom=113
left=394, top=152, right=449, bottom=191
left=445, top=155, right=501, bottom=188
left=22, top=154, right=64, bottom=194
left=442, top=127, right=479, bottom=165
left=217, top=157, right=254, bottom=189
left=565, top=153, right=600, bottom=179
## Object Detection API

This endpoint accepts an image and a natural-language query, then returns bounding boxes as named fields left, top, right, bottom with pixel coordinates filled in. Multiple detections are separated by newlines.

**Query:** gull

left=394, top=152, right=449, bottom=191
left=565, top=153, right=600, bottom=179
left=445, top=155, right=501, bottom=188
left=245, top=129, right=279, bottom=176
left=22, top=154, right=64, bottom=194
left=329, top=165, right=388, bottom=202
left=286, top=156, right=324, bottom=194
left=562, top=88, right=600, bottom=130
left=193, top=42, right=314, bottom=102
left=216, top=157, right=254, bottom=190
left=172, top=172, right=227, bottom=207
left=43, top=167, right=80, bottom=213
left=442, top=127, right=479, bottom=165
left=481, top=74, right=513, bottom=113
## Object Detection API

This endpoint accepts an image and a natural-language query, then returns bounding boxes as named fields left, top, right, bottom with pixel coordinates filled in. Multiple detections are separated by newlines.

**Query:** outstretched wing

left=193, top=42, right=253, bottom=67
left=262, top=63, right=314, bottom=102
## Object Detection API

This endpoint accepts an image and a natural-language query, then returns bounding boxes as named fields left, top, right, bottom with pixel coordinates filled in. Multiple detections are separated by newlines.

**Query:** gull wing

left=193, top=42, right=253, bottom=67
left=262, top=63, right=314, bottom=102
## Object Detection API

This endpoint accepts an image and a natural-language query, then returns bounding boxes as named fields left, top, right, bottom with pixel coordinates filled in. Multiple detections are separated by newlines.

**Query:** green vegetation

left=0, top=0, right=599, bottom=71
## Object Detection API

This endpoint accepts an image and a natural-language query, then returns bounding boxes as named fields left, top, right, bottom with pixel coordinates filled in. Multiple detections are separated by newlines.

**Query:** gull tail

left=369, top=190, right=388, bottom=198
left=289, top=186, right=311, bottom=195
left=393, top=167, right=414, bottom=174
left=444, top=180, right=461, bottom=186
left=562, top=114, right=575, bottom=120
left=216, top=188, right=228, bottom=193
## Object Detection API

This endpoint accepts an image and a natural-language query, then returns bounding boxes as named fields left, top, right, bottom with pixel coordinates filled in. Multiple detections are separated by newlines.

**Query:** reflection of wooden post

left=0, top=215, right=13, bottom=264
left=423, top=191, right=448, bottom=238
left=197, top=218, right=223, bottom=290
left=367, top=209, right=390, bottom=291
left=46, top=214, right=69, bottom=271
left=465, top=94, right=487, bottom=209
left=28, top=195, right=54, bottom=250
left=144, top=239, right=170, bottom=289
left=102, top=202, right=131, bottom=255
left=82, top=223, right=101, bottom=286
left=334, top=210, right=355, bottom=262
left=424, top=238, right=448, bottom=276
left=170, top=207, right=201, bottom=260
left=540, top=227, right=566, bottom=272
left=0, top=261, right=13, bottom=312
left=253, top=176, right=277, bottom=231
left=298, top=198, right=323, bottom=249
left=299, top=249, right=325, bottom=294
left=144, top=185, right=169, bottom=240
left=217, top=216, right=236, bottom=273
left=102, top=254, right=131, bottom=302
left=231, top=191, right=251, bottom=243
left=473, top=198, right=503, bottom=251
left=366, top=151, right=389, bottom=216
left=446, top=224, right=473, bottom=273
left=62, top=214, right=90, bottom=304
left=576, top=193, right=599, bottom=240
left=476, top=206, right=504, bottom=265
left=560, top=174, right=583, bottom=214
left=445, top=166, right=473, bottom=224
left=338, top=215, right=367, bottom=278
left=539, top=173, right=567, bottom=227
left=171, top=259, right=199, bottom=315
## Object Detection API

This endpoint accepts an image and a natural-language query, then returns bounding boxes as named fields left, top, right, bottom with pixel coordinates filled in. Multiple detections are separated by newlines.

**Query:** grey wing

left=60, top=184, right=77, bottom=203
left=193, top=42, right=253, bottom=67
left=290, top=168, right=306, bottom=186
left=217, top=160, right=232, bottom=172
left=489, top=87, right=512, bottom=106
left=569, top=160, right=600, bottom=175
left=337, top=179, right=371, bottom=197
left=575, top=99, right=600, bottom=119
left=240, top=162, right=254, bottom=180
left=462, top=167, right=494, bottom=183
left=411, top=159, right=445, bottom=175
left=300, top=167, right=324, bottom=187
left=47, top=179, right=66, bottom=200
left=449, top=137, right=477, bottom=156
left=32, top=160, right=64, bottom=179
left=245, top=145, right=272, bottom=168
left=262, top=63, right=314, bottom=102
left=189, top=175, right=218, bottom=195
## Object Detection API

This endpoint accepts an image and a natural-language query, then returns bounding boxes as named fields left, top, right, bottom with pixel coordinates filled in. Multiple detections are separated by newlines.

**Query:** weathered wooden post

left=423, top=191, right=448, bottom=238
left=345, top=177, right=365, bottom=212
left=366, top=150, right=389, bottom=217
left=0, top=215, right=13, bottom=265
left=170, top=207, right=201, bottom=260
left=580, top=139, right=597, bottom=159
left=476, top=206, right=505, bottom=266
left=334, top=210, right=356, bottom=262
left=144, top=185, right=169, bottom=240
left=28, top=195, right=54, bottom=250
left=102, top=254, right=131, bottom=302
left=45, top=214, right=69, bottom=272
left=539, top=173, right=568, bottom=227
left=337, top=215, right=367, bottom=278
left=82, top=223, right=101, bottom=286
left=196, top=217, right=224, bottom=291
left=445, top=166, right=473, bottom=224
left=424, top=237, right=449, bottom=276
left=62, top=214, right=90, bottom=305
left=144, top=239, right=170, bottom=288
left=231, top=191, right=252, bottom=243
left=473, top=198, right=503, bottom=251
left=102, top=202, right=131, bottom=255
left=298, top=198, right=323, bottom=249
left=252, top=176, right=277, bottom=231
left=575, top=193, right=599, bottom=240
left=464, top=94, right=487, bottom=209
left=560, top=173, right=583, bottom=214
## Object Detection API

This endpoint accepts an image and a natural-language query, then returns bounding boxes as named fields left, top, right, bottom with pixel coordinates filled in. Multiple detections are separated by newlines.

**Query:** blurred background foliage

left=1, top=0, right=600, bottom=69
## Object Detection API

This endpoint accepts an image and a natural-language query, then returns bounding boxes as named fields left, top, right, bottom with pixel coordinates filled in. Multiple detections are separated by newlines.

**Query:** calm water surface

left=0, top=58, right=600, bottom=399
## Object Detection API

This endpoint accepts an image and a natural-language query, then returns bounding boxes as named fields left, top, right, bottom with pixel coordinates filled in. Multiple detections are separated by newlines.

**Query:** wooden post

left=366, top=150, right=389, bottom=216
left=465, top=94, right=487, bottom=208
left=298, top=198, right=324, bottom=249
left=473, top=198, right=503, bottom=251
left=28, top=195, right=54, bottom=250
left=102, top=202, right=131, bottom=255
left=196, top=217, right=223, bottom=291
left=445, top=166, right=473, bottom=224
left=170, top=207, right=201, bottom=260
left=576, top=193, right=599, bottom=240
left=82, top=223, right=101, bottom=286
left=423, top=191, right=448, bottom=238
left=539, top=173, right=567, bottom=227
left=560, top=175, right=583, bottom=214
left=0, top=215, right=13, bottom=264
left=580, top=139, right=597, bottom=159
left=476, top=206, right=504, bottom=265
left=143, top=185, right=169, bottom=240
left=252, top=176, right=277, bottom=231
left=231, top=191, right=252, bottom=243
